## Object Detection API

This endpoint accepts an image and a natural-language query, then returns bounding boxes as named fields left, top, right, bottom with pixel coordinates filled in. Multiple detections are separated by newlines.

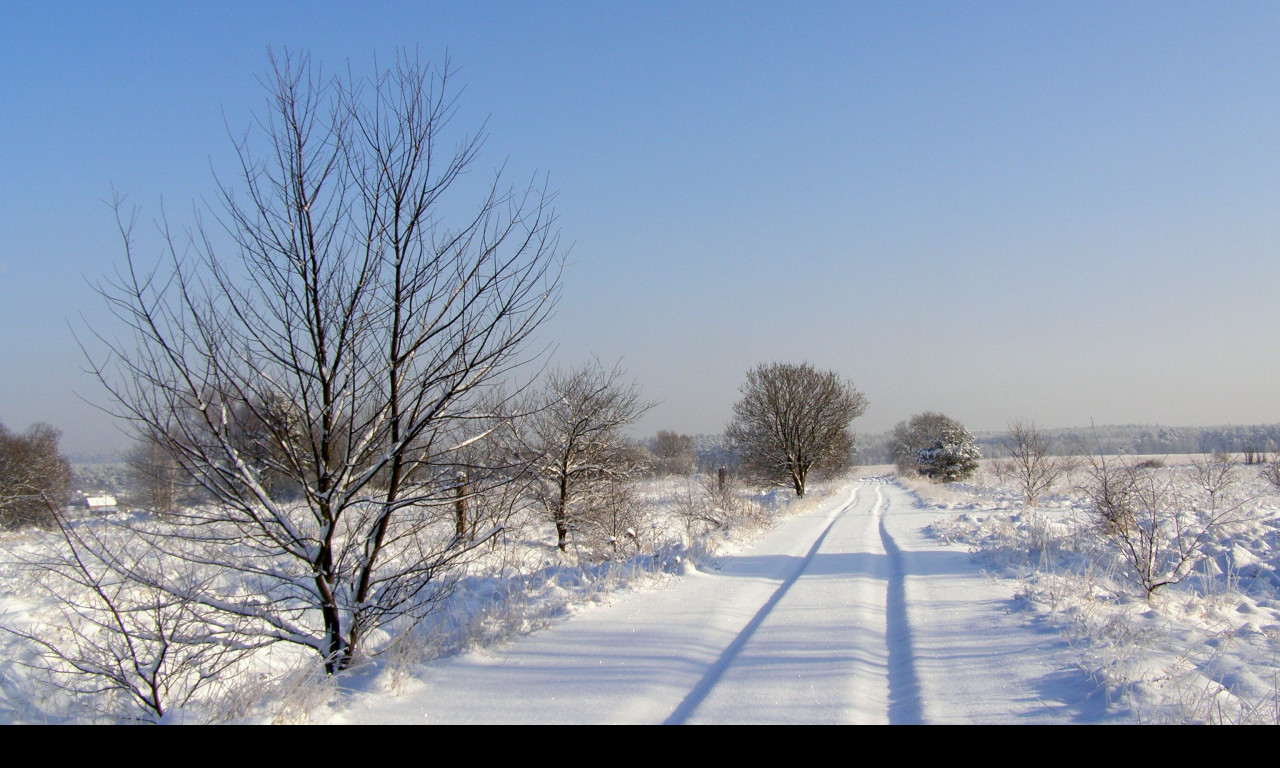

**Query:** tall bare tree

left=87, top=51, right=562, bottom=672
left=519, top=361, right=652, bottom=552
left=727, top=362, right=868, bottom=497
left=125, top=429, right=183, bottom=513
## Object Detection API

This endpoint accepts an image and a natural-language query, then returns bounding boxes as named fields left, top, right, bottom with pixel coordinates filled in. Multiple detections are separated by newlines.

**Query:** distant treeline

left=75, top=425, right=1280, bottom=493
left=856, top=424, right=1280, bottom=465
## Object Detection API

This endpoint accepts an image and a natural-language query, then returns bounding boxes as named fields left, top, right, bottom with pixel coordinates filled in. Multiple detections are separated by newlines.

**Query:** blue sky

left=2, top=2, right=1278, bottom=454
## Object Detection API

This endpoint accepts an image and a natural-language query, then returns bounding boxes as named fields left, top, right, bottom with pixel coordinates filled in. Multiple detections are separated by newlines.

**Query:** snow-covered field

left=4, top=460, right=1279, bottom=723
left=918, top=458, right=1280, bottom=724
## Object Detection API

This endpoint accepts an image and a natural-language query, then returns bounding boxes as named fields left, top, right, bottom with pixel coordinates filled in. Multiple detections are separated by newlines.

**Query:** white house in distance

left=84, top=495, right=117, bottom=512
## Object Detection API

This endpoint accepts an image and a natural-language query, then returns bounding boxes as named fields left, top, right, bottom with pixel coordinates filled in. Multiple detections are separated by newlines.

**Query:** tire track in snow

left=663, top=486, right=861, bottom=725
left=878, top=483, right=924, bottom=724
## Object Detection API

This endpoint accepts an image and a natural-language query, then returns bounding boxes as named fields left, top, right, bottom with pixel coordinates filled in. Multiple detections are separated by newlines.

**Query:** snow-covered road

left=340, top=478, right=1109, bottom=723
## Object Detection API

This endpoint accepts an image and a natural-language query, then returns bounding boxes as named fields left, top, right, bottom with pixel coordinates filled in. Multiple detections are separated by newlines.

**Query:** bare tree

left=994, top=420, right=1072, bottom=509
left=0, top=421, right=71, bottom=529
left=727, top=362, right=868, bottom=497
left=651, top=430, right=696, bottom=476
left=519, top=361, right=652, bottom=553
left=85, top=51, right=562, bottom=673
left=125, top=430, right=184, bottom=513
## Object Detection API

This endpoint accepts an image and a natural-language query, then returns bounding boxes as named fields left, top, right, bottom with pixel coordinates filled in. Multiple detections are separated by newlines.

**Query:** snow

left=918, top=459, right=1280, bottom=724
left=334, top=478, right=1107, bottom=724
left=6, top=459, right=1279, bottom=723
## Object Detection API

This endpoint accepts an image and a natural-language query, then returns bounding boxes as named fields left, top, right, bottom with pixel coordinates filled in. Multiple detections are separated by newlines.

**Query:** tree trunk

left=455, top=475, right=468, bottom=540
left=791, top=466, right=806, bottom=497
left=556, top=474, right=570, bottom=551
left=556, top=515, right=570, bottom=551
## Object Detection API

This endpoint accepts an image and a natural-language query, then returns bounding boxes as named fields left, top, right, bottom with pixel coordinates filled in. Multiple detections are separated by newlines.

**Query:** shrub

left=1082, top=453, right=1256, bottom=600
left=910, top=420, right=980, bottom=483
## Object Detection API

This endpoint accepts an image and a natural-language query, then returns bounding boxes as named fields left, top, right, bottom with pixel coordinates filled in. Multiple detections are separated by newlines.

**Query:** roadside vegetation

left=921, top=454, right=1280, bottom=724
left=9, top=420, right=1280, bottom=723
left=1, top=461, right=829, bottom=722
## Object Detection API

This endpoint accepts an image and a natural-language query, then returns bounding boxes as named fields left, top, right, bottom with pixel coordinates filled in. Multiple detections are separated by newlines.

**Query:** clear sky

left=2, top=1, right=1278, bottom=455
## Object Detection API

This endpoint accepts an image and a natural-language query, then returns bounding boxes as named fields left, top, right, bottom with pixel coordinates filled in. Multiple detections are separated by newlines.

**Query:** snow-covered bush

left=914, top=423, right=981, bottom=483
left=572, top=474, right=650, bottom=558
left=1261, top=458, right=1280, bottom=490
left=892, top=412, right=979, bottom=482
left=3, top=509, right=252, bottom=722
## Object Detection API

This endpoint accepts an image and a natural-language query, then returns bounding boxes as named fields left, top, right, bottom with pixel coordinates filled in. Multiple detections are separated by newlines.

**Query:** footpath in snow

left=338, top=477, right=1110, bottom=724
